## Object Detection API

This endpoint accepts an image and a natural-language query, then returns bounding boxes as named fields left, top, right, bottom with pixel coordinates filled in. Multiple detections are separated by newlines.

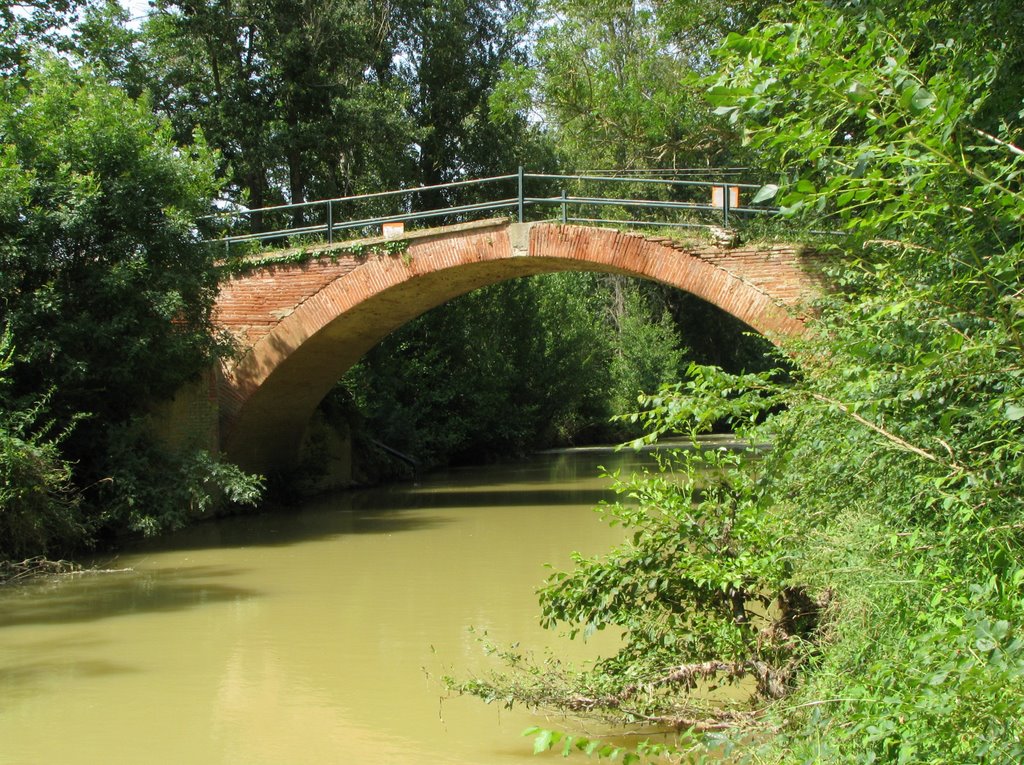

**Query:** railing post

left=517, top=165, right=524, bottom=223
left=722, top=184, right=730, bottom=228
left=326, top=200, right=333, bottom=244
left=560, top=189, right=567, bottom=224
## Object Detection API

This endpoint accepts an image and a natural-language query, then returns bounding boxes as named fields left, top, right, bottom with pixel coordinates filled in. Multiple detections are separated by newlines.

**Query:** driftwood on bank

left=0, top=556, right=133, bottom=586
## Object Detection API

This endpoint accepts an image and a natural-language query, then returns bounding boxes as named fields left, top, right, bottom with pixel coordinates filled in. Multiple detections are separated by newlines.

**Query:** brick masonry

left=147, top=366, right=220, bottom=456
left=208, top=220, right=828, bottom=472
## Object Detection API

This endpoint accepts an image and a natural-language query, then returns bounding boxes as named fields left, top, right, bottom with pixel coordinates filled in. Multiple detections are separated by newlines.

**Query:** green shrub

left=0, top=331, right=85, bottom=559
left=97, top=418, right=264, bottom=538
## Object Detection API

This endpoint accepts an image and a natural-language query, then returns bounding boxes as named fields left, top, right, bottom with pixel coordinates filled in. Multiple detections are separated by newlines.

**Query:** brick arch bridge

left=194, top=219, right=824, bottom=473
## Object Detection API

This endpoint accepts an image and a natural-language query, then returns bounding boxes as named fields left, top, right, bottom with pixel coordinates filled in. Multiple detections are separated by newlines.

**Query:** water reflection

left=0, top=567, right=260, bottom=628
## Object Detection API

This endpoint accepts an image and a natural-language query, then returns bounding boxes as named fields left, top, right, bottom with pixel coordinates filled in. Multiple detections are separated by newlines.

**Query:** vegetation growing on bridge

left=217, top=237, right=411, bottom=277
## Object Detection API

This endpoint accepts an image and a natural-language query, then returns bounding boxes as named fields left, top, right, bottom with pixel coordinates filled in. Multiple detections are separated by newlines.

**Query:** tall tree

left=72, top=0, right=150, bottom=99
left=0, top=56, right=260, bottom=546
left=395, top=0, right=537, bottom=181
left=144, top=0, right=413, bottom=221
left=491, top=0, right=768, bottom=171
left=0, top=59, right=220, bottom=437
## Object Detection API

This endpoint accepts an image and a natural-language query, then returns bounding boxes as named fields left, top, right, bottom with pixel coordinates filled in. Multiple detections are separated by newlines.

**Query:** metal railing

left=203, top=168, right=778, bottom=251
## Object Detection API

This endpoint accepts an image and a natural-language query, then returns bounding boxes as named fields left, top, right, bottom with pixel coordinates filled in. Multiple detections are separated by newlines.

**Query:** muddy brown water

left=0, top=446, right=702, bottom=764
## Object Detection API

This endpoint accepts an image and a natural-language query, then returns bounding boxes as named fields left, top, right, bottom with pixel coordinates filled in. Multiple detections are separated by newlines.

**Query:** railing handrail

left=525, top=172, right=763, bottom=190
left=206, top=168, right=775, bottom=248
left=202, top=173, right=520, bottom=220
left=216, top=199, right=521, bottom=245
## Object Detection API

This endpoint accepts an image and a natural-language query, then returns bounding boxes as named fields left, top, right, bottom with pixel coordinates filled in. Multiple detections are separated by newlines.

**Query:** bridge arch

left=214, top=220, right=823, bottom=472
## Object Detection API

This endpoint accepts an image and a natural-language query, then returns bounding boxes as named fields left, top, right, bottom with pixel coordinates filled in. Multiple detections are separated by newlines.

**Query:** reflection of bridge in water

left=160, top=172, right=830, bottom=475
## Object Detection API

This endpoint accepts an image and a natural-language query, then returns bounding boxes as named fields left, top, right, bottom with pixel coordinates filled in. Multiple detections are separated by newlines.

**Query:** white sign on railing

left=711, top=185, right=740, bottom=209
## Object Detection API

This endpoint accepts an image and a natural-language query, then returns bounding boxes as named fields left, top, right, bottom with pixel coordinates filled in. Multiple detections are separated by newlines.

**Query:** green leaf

left=751, top=184, right=779, bottom=204
left=1005, top=403, right=1024, bottom=421
left=532, top=728, right=554, bottom=754
left=847, top=81, right=871, bottom=103
left=705, top=85, right=754, bottom=106
left=909, top=87, right=936, bottom=114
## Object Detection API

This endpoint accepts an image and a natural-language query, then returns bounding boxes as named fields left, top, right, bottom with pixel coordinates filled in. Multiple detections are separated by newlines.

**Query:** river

left=0, top=445, right=678, bottom=765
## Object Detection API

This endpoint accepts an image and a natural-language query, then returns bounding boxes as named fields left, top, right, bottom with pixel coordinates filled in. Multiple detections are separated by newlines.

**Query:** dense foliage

left=492, top=0, right=767, bottom=170
left=133, top=0, right=547, bottom=213
left=142, top=0, right=410, bottom=210
left=456, top=0, right=1024, bottom=761
left=0, top=59, right=219, bottom=436
left=0, top=0, right=82, bottom=76
left=340, top=275, right=618, bottom=465
left=0, top=330, right=84, bottom=560
left=708, top=1, right=1024, bottom=759
left=0, top=57, right=261, bottom=556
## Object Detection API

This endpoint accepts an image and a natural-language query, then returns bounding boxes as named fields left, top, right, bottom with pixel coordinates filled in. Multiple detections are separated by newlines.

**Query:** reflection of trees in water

left=0, top=566, right=260, bottom=629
